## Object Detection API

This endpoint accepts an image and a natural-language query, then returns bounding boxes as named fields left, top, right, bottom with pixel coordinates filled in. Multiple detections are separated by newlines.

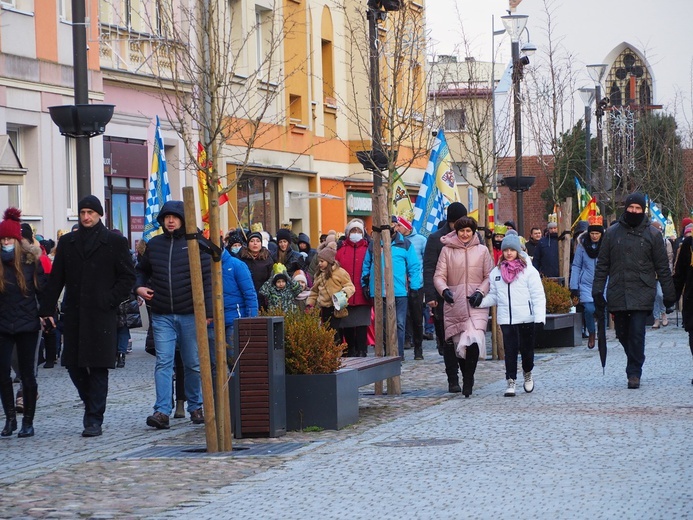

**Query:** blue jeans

left=582, top=302, right=596, bottom=334
left=423, top=304, right=435, bottom=335
left=116, top=327, right=130, bottom=355
left=151, top=314, right=202, bottom=415
left=382, top=297, right=408, bottom=358
left=653, top=282, right=665, bottom=319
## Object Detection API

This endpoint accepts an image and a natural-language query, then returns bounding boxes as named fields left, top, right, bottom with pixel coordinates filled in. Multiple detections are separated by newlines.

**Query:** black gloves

left=442, top=289, right=454, bottom=304
left=664, top=299, right=676, bottom=314
left=570, top=289, right=580, bottom=300
left=467, top=290, right=483, bottom=308
left=362, top=276, right=370, bottom=299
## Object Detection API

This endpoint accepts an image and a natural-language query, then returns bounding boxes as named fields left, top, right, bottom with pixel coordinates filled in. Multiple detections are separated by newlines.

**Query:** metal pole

left=511, top=40, right=525, bottom=235
left=367, top=7, right=383, bottom=190
left=72, top=0, right=91, bottom=199
left=594, top=83, right=603, bottom=210
left=585, top=105, right=592, bottom=193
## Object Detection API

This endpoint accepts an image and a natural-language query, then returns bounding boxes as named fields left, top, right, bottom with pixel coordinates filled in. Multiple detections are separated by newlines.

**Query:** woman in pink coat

left=433, top=216, right=494, bottom=397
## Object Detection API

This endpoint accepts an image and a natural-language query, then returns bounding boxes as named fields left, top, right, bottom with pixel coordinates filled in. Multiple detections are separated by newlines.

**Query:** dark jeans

left=406, top=290, right=424, bottom=349
left=501, top=323, right=535, bottom=380
left=0, top=331, right=40, bottom=392
left=67, top=366, right=109, bottom=427
left=342, top=326, right=368, bottom=357
left=612, top=310, right=648, bottom=378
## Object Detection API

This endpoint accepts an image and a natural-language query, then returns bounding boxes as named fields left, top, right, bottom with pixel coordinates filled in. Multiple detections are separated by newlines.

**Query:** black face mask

left=623, top=210, right=645, bottom=228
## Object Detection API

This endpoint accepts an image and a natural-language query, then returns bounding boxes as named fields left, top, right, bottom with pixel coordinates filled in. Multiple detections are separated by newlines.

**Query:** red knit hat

left=0, top=208, right=22, bottom=241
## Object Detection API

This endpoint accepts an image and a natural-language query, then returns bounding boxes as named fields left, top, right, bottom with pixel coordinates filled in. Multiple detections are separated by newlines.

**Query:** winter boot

left=17, top=385, right=36, bottom=437
left=587, top=332, right=596, bottom=349
left=0, top=380, right=17, bottom=437
left=504, top=379, right=516, bottom=397
left=523, top=371, right=534, bottom=393
left=414, top=346, right=424, bottom=360
left=173, top=400, right=186, bottom=419
left=116, top=353, right=126, bottom=368
left=461, top=343, right=480, bottom=398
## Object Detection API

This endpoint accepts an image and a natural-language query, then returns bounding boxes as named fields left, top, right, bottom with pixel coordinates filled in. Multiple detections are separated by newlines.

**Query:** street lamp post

left=586, top=64, right=608, bottom=204
left=579, top=87, right=595, bottom=193
left=501, top=14, right=532, bottom=236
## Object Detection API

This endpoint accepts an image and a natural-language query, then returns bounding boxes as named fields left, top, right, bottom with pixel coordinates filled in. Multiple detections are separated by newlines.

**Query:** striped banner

left=143, top=116, right=171, bottom=242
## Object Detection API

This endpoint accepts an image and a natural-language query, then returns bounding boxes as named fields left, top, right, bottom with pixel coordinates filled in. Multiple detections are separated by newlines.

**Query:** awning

left=289, top=191, right=343, bottom=200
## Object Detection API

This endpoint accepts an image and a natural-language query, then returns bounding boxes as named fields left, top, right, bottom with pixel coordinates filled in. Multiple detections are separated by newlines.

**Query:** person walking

left=592, top=193, right=676, bottom=389
left=650, top=220, right=673, bottom=328
left=39, top=196, right=136, bottom=437
left=475, top=234, right=545, bottom=396
left=569, top=215, right=604, bottom=348
left=0, top=208, right=48, bottom=437
left=672, top=228, right=693, bottom=385
left=433, top=216, right=494, bottom=397
left=135, top=200, right=211, bottom=429
left=335, top=219, right=372, bottom=357
left=422, top=201, right=468, bottom=392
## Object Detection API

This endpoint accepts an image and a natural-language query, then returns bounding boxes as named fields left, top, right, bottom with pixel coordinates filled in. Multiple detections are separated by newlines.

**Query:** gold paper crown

left=587, top=215, right=603, bottom=226
left=548, top=213, right=558, bottom=223
left=493, top=224, right=507, bottom=235
left=250, top=222, right=264, bottom=233
left=272, top=263, right=288, bottom=276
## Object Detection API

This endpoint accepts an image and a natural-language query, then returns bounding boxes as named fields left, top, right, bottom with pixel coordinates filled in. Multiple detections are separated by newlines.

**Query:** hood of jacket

left=156, top=200, right=185, bottom=226
left=297, top=232, right=311, bottom=248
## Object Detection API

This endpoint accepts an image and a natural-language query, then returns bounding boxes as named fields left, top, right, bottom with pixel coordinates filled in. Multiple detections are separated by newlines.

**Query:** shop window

left=237, top=176, right=278, bottom=234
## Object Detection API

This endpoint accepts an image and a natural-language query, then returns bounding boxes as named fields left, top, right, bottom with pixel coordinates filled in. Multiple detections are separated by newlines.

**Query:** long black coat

left=40, top=223, right=136, bottom=368
left=673, top=236, right=693, bottom=331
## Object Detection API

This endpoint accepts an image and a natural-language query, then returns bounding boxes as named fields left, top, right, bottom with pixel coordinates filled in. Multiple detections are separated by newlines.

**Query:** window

left=289, top=94, right=302, bottom=123
left=237, top=176, right=278, bottom=234
left=452, top=162, right=467, bottom=184
left=444, top=109, right=466, bottom=131
left=6, top=128, right=21, bottom=207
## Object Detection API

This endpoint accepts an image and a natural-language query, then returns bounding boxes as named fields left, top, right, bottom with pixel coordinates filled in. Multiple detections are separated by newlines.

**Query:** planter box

left=285, top=369, right=359, bottom=431
left=536, top=312, right=582, bottom=348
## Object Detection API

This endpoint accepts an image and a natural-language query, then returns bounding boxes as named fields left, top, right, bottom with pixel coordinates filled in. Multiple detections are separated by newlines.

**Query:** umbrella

left=597, top=313, right=607, bottom=375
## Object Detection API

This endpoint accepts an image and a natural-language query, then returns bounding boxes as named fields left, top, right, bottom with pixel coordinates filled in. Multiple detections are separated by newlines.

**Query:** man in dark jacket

left=423, top=201, right=468, bottom=392
left=532, top=221, right=560, bottom=278
left=592, top=192, right=676, bottom=389
left=40, top=195, right=136, bottom=437
left=136, top=200, right=212, bottom=429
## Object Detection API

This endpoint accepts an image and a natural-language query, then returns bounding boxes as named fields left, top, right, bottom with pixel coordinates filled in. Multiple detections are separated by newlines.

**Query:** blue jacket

left=361, top=232, right=422, bottom=297
left=569, top=233, right=599, bottom=303
left=404, top=228, right=427, bottom=266
left=532, top=233, right=560, bottom=278
left=220, top=250, right=258, bottom=324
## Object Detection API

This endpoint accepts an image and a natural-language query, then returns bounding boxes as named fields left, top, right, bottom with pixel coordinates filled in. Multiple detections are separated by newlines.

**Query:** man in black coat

left=532, top=221, right=560, bottom=278
left=423, top=201, right=468, bottom=393
left=592, top=192, right=676, bottom=389
left=136, top=200, right=212, bottom=430
left=40, top=195, right=136, bottom=437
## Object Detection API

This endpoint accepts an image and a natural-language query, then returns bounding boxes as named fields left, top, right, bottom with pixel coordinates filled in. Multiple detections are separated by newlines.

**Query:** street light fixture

left=579, top=87, right=595, bottom=193
left=500, top=14, right=534, bottom=236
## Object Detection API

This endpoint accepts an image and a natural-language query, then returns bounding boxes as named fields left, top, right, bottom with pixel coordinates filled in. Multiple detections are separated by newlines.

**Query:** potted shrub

left=537, top=278, right=581, bottom=347
left=262, top=307, right=356, bottom=430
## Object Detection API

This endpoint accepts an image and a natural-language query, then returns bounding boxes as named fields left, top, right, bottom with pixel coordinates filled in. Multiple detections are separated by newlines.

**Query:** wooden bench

left=285, top=356, right=401, bottom=431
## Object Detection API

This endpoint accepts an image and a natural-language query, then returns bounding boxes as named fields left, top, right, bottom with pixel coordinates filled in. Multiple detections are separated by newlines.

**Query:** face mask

left=623, top=211, right=645, bottom=228
left=231, top=246, right=241, bottom=254
left=349, top=233, right=363, bottom=243
left=1, top=244, right=14, bottom=253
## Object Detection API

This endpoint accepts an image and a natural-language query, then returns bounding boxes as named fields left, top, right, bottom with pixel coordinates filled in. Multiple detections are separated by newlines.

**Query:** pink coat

left=433, top=232, right=494, bottom=340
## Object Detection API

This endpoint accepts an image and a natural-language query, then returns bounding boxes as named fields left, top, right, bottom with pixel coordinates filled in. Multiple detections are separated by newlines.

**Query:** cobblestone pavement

left=1, top=322, right=691, bottom=518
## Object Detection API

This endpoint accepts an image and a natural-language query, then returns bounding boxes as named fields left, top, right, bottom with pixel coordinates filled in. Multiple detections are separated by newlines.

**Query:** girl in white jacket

left=476, top=234, right=546, bottom=396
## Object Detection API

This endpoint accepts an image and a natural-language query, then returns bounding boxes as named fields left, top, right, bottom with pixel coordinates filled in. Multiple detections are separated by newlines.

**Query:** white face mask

left=231, top=246, right=241, bottom=254
left=1, top=244, right=14, bottom=253
left=349, top=233, right=363, bottom=243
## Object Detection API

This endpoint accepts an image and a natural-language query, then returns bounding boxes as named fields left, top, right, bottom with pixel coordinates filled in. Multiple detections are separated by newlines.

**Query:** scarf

left=76, top=220, right=104, bottom=257
left=500, top=258, right=525, bottom=284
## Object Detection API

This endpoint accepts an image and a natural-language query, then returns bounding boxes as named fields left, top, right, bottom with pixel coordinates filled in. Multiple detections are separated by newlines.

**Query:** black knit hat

left=624, top=192, right=646, bottom=211
left=78, top=195, right=104, bottom=216
left=446, top=202, right=467, bottom=224
left=276, top=228, right=292, bottom=243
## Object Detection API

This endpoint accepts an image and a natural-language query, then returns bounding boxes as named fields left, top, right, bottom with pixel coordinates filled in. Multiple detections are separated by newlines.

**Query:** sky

left=426, top=0, right=693, bottom=129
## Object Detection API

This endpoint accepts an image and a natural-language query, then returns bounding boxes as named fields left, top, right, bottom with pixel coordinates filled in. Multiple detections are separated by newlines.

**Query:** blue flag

left=143, top=116, right=171, bottom=242
left=412, top=129, right=460, bottom=237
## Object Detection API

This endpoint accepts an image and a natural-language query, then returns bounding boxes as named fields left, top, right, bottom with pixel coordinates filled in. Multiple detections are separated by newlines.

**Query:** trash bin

left=230, top=317, right=286, bottom=438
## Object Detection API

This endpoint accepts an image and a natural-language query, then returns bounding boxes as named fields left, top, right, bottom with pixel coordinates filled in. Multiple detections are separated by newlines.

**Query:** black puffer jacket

left=240, top=247, right=274, bottom=293
left=135, top=201, right=212, bottom=316
left=592, top=215, right=675, bottom=312
left=0, top=240, right=47, bottom=335
left=423, top=221, right=452, bottom=303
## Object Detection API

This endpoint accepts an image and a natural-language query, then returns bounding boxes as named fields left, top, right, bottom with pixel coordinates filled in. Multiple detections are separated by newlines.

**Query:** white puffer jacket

left=479, top=261, right=546, bottom=325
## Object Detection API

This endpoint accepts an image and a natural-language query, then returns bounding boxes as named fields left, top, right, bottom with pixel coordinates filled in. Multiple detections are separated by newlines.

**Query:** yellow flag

left=391, top=172, right=414, bottom=222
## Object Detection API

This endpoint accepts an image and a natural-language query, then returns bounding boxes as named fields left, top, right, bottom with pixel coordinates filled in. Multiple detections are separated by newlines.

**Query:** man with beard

left=592, top=193, right=676, bottom=389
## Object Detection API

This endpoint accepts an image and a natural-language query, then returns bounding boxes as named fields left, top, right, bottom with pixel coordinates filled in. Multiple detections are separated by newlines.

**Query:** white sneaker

left=504, top=379, right=516, bottom=397
left=523, top=371, right=534, bottom=393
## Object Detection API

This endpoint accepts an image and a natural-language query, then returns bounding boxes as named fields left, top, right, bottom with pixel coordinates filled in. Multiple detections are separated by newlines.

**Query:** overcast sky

left=426, top=0, right=693, bottom=121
